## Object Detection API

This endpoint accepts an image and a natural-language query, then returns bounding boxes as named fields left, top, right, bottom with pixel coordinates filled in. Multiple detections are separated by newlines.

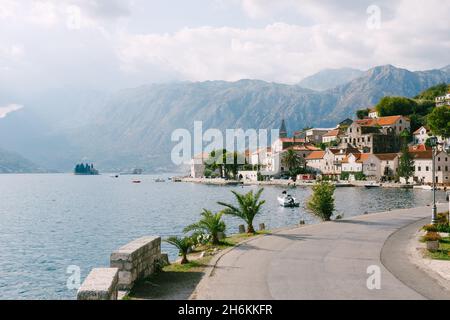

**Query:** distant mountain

left=298, top=68, right=364, bottom=91
left=0, top=148, right=43, bottom=173
left=0, top=64, right=449, bottom=172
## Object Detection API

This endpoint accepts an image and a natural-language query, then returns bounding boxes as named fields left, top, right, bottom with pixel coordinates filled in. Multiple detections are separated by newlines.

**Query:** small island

left=74, top=163, right=99, bottom=175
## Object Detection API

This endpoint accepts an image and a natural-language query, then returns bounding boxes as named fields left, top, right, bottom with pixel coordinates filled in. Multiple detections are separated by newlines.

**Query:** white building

left=305, top=151, right=326, bottom=174
left=413, top=126, right=430, bottom=145
left=436, top=93, right=450, bottom=107
left=322, top=129, right=340, bottom=144
left=305, top=128, right=336, bottom=144
left=412, top=150, right=450, bottom=184
left=362, top=153, right=399, bottom=181
left=250, top=147, right=273, bottom=171
left=368, top=108, right=379, bottom=119
left=341, top=153, right=370, bottom=174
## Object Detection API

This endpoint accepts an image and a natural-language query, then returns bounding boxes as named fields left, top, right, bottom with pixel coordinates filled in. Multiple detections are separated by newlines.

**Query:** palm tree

left=218, top=189, right=265, bottom=234
left=165, top=236, right=192, bottom=264
left=184, top=209, right=226, bottom=245
left=282, top=149, right=302, bottom=172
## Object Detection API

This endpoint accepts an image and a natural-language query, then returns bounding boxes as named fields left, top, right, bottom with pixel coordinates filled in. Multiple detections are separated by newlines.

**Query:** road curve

left=193, top=204, right=448, bottom=300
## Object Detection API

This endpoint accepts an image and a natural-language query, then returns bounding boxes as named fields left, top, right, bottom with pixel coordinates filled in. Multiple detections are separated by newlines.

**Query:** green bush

left=436, top=224, right=450, bottom=233
left=307, top=182, right=336, bottom=221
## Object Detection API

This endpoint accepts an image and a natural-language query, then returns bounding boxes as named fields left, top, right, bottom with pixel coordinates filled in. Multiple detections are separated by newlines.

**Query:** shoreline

left=175, top=177, right=450, bottom=190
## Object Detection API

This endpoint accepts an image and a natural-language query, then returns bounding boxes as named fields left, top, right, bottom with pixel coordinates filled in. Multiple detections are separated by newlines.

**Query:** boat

left=154, top=178, right=166, bottom=183
left=413, top=185, right=435, bottom=191
left=132, top=180, right=142, bottom=184
left=364, top=182, right=381, bottom=189
left=278, top=192, right=300, bottom=207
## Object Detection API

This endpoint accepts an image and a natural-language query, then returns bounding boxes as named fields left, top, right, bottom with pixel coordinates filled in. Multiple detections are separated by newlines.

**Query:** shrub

left=422, top=232, right=442, bottom=242
left=422, top=224, right=438, bottom=232
left=307, top=182, right=336, bottom=221
left=436, top=224, right=450, bottom=233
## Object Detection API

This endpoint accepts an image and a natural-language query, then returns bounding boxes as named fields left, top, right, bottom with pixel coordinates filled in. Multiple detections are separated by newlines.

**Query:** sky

left=0, top=0, right=449, bottom=95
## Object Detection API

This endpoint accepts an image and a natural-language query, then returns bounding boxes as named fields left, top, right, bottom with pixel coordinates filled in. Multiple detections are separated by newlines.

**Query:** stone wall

left=110, top=236, right=167, bottom=290
left=77, top=268, right=119, bottom=300
left=77, top=236, right=169, bottom=300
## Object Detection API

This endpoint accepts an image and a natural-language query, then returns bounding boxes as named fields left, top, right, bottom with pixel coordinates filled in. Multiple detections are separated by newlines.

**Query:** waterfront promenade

left=192, top=204, right=450, bottom=300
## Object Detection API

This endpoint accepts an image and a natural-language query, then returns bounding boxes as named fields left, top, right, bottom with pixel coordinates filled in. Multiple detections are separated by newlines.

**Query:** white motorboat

left=154, top=178, right=166, bottom=183
left=278, top=192, right=300, bottom=207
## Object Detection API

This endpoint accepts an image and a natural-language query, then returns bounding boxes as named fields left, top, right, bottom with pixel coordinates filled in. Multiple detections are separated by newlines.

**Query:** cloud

left=117, top=0, right=450, bottom=84
left=0, top=104, right=23, bottom=119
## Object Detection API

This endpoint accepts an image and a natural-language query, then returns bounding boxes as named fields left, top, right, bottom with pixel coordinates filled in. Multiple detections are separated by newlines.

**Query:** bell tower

left=279, top=119, right=287, bottom=138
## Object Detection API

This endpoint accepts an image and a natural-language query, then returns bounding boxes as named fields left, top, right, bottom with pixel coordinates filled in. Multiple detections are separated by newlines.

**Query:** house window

left=368, top=137, right=371, bottom=142
left=438, top=166, right=441, bottom=171
left=446, top=166, right=448, bottom=172
left=426, top=166, right=429, bottom=171
left=438, top=157, right=441, bottom=161
left=418, top=166, right=421, bottom=171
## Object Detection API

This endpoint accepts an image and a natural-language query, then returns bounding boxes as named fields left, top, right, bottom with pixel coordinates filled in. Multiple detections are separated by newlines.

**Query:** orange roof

left=342, top=153, right=371, bottom=164
left=355, top=115, right=408, bottom=127
left=285, top=144, right=321, bottom=152
left=306, top=151, right=326, bottom=160
left=411, top=150, right=432, bottom=160
left=374, top=153, right=399, bottom=161
left=323, top=129, right=340, bottom=137
left=409, top=144, right=431, bottom=152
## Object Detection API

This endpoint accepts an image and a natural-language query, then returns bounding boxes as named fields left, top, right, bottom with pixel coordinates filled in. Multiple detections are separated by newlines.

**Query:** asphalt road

left=193, top=204, right=449, bottom=300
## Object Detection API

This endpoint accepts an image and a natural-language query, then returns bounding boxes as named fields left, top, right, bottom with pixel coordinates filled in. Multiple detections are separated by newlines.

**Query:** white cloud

left=0, top=104, right=23, bottom=119
left=115, top=0, right=450, bottom=83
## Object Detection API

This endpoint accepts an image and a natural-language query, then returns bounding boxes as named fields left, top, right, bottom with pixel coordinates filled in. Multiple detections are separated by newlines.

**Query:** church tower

left=279, top=119, right=287, bottom=138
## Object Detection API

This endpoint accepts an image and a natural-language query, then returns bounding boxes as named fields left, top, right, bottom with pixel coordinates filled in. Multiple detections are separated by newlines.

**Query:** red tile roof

left=355, top=115, right=408, bottom=127
left=374, top=153, right=399, bottom=161
left=409, top=144, right=431, bottom=152
left=306, top=151, right=326, bottom=160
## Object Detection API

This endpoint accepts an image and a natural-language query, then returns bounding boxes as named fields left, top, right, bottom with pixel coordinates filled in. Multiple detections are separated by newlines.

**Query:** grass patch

left=426, top=237, right=450, bottom=261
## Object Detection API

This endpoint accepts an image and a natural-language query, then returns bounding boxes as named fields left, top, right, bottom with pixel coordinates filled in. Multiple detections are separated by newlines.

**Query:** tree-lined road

left=193, top=204, right=450, bottom=300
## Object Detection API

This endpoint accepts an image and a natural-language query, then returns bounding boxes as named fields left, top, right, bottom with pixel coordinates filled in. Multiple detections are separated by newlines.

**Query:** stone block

left=77, top=268, right=119, bottom=300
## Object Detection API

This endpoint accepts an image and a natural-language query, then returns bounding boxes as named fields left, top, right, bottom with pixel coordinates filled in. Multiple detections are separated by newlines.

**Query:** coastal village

left=190, top=89, right=450, bottom=187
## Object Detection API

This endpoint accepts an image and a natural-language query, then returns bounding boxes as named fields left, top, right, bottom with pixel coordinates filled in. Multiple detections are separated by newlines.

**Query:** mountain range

left=0, top=64, right=449, bottom=173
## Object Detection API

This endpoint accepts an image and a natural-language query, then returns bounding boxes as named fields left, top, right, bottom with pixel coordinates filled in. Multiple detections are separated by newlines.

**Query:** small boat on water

left=132, top=180, right=142, bottom=184
left=154, top=178, right=166, bottom=183
left=278, top=191, right=300, bottom=207
left=365, top=182, right=381, bottom=189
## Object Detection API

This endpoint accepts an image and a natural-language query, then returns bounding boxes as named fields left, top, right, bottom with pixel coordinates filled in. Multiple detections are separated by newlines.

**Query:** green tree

left=414, top=83, right=449, bottom=100
left=376, top=96, right=417, bottom=117
left=356, top=108, right=370, bottom=119
left=165, top=236, right=193, bottom=264
left=398, top=145, right=415, bottom=184
left=307, top=182, right=336, bottom=221
left=184, top=209, right=226, bottom=245
left=218, top=189, right=265, bottom=234
left=428, top=106, right=450, bottom=138
left=282, top=149, right=303, bottom=175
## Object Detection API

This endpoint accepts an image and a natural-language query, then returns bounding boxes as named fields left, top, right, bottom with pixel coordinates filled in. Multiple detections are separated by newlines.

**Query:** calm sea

left=0, top=174, right=446, bottom=299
